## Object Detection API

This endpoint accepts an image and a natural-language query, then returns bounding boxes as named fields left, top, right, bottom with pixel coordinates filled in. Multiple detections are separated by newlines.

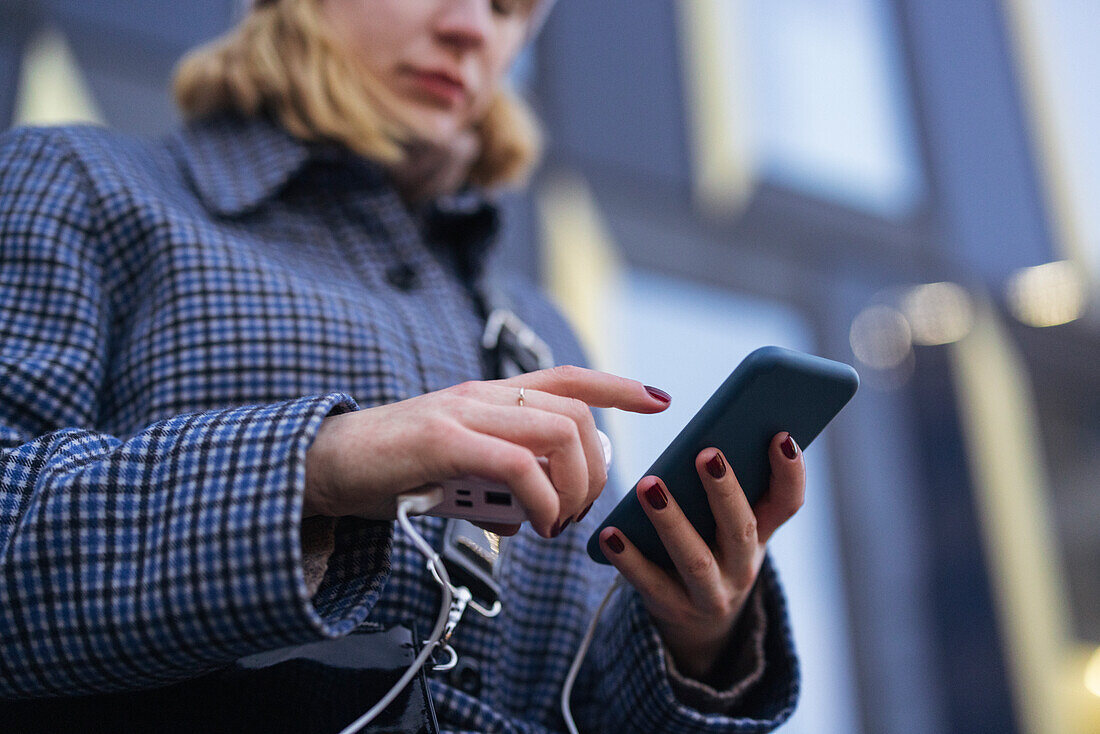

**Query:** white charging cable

left=560, top=575, right=626, bottom=734
left=336, top=486, right=623, bottom=734
left=337, top=487, right=451, bottom=734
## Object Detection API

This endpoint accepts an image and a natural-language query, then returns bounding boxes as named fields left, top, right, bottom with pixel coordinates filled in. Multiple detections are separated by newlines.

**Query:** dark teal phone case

left=587, top=346, right=859, bottom=567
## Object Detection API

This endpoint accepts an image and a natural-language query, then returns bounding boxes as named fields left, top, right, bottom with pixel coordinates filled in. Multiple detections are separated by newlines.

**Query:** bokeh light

left=1085, top=647, right=1100, bottom=698
left=1005, top=260, right=1088, bottom=327
left=849, top=304, right=913, bottom=370
left=901, top=281, right=974, bottom=345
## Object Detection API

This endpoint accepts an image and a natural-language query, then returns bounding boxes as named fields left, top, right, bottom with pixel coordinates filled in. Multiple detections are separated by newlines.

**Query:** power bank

left=429, top=429, right=612, bottom=524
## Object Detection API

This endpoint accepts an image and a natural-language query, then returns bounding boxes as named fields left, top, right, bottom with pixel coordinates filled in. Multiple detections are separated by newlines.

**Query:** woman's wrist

left=662, top=585, right=769, bottom=711
left=304, top=418, right=340, bottom=517
left=657, top=618, right=739, bottom=683
left=656, top=582, right=764, bottom=687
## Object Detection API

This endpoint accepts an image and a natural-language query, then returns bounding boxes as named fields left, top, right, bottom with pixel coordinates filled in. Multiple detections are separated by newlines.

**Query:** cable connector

left=397, top=486, right=444, bottom=516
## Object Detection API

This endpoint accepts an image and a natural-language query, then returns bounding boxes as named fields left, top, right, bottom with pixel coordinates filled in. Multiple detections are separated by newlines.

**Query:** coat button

left=385, top=263, right=419, bottom=291
left=450, top=658, right=481, bottom=696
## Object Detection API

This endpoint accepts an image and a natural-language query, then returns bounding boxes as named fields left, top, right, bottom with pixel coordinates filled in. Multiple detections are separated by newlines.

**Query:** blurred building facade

left=2, top=1, right=1098, bottom=733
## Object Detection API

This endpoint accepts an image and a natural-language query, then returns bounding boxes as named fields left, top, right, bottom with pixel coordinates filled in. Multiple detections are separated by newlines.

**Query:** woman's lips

left=404, top=69, right=466, bottom=106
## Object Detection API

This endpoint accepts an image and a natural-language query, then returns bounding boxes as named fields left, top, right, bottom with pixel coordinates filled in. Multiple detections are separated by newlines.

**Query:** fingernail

left=644, top=480, right=668, bottom=510
left=550, top=520, right=561, bottom=537
left=559, top=518, right=572, bottom=534
left=644, top=386, right=671, bottom=403
left=782, top=434, right=798, bottom=460
left=705, top=452, right=726, bottom=479
left=606, top=532, right=625, bottom=554
left=576, top=503, right=593, bottom=522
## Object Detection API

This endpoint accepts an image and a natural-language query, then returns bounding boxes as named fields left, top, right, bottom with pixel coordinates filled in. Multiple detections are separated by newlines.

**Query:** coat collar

left=171, top=115, right=387, bottom=217
left=169, top=114, right=502, bottom=275
left=423, top=190, right=501, bottom=278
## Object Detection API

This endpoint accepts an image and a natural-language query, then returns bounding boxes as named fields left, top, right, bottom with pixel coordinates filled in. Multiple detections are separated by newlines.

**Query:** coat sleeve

left=0, top=128, right=392, bottom=699
left=573, top=557, right=799, bottom=733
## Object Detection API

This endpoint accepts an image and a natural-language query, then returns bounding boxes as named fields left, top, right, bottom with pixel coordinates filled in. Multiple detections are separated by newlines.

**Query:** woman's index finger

left=501, top=365, right=671, bottom=413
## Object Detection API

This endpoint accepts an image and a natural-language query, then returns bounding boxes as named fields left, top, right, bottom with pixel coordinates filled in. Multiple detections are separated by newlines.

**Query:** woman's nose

left=434, top=0, right=492, bottom=51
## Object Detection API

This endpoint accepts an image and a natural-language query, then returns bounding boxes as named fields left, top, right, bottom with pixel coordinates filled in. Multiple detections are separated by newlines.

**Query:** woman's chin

left=398, top=109, right=469, bottom=151
left=408, top=128, right=465, bottom=155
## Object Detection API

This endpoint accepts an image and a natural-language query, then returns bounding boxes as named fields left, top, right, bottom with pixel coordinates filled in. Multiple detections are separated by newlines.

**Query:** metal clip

left=425, top=561, right=502, bottom=672
left=430, top=642, right=459, bottom=672
left=428, top=559, right=503, bottom=619
left=481, top=308, right=555, bottom=371
left=428, top=585, right=469, bottom=672
left=443, top=587, right=471, bottom=644
left=468, top=597, right=502, bottom=618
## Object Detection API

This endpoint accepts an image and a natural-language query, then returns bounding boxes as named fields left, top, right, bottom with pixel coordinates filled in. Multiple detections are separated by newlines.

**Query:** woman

left=0, top=0, right=802, bottom=731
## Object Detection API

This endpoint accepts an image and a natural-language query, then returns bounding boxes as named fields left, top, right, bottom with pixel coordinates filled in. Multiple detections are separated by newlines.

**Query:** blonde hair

left=173, top=0, right=542, bottom=189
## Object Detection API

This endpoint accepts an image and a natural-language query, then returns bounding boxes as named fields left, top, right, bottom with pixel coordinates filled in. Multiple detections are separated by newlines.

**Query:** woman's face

left=319, top=0, right=536, bottom=147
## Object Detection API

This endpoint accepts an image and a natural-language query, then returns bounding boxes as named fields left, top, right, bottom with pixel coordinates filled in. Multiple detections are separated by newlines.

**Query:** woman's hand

left=597, top=433, right=805, bottom=682
left=303, top=366, right=671, bottom=538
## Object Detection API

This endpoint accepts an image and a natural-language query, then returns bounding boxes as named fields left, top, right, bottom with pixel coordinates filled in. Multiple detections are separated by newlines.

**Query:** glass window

left=1010, top=0, right=1100, bottom=279
left=684, top=0, right=923, bottom=218
left=13, top=27, right=104, bottom=128
left=1034, top=373, right=1100, bottom=642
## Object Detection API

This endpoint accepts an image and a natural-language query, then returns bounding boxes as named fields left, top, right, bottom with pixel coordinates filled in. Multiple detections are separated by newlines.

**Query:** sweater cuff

left=299, top=516, right=337, bottom=598
left=589, top=559, right=798, bottom=733
left=292, top=396, right=393, bottom=635
left=663, top=581, right=767, bottom=713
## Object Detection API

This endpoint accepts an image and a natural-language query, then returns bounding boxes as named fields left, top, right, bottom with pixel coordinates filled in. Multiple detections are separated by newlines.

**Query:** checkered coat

left=0, top=116, right=799, bottom=732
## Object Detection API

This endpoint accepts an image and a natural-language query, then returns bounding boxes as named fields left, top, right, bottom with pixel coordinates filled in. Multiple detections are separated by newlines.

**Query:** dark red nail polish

left=782, top=434, right=798, bottom=460
left=559, top=518, right=572, bottom=533
left=644, top=481, right=668, bottom=510
left=644, top=386, right=671, bottom=403
left=576, top=503, right=593, bottom=522
left=705, top=453, right=726, bottom=479
left=550, top=520, right=561, bottom=537
left=607, top=532, right=625, bottom=554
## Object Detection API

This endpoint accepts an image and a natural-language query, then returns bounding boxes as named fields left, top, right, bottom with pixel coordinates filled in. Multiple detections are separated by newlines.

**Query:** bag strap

left=477, top=281, right=555, bottom=379
left=434, top=279, right=556, bottom=612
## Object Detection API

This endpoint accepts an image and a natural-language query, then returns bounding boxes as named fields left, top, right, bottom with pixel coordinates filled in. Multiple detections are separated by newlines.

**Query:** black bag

left=1, top=624, right=439, bottom=734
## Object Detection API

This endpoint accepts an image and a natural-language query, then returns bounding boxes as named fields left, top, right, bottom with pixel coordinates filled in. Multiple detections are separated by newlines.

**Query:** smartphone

left=587, top=346, right=858, bottom=568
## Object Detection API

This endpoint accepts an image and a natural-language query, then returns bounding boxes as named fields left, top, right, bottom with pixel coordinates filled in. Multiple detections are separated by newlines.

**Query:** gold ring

left=517, top=387, right=526, bottom=407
